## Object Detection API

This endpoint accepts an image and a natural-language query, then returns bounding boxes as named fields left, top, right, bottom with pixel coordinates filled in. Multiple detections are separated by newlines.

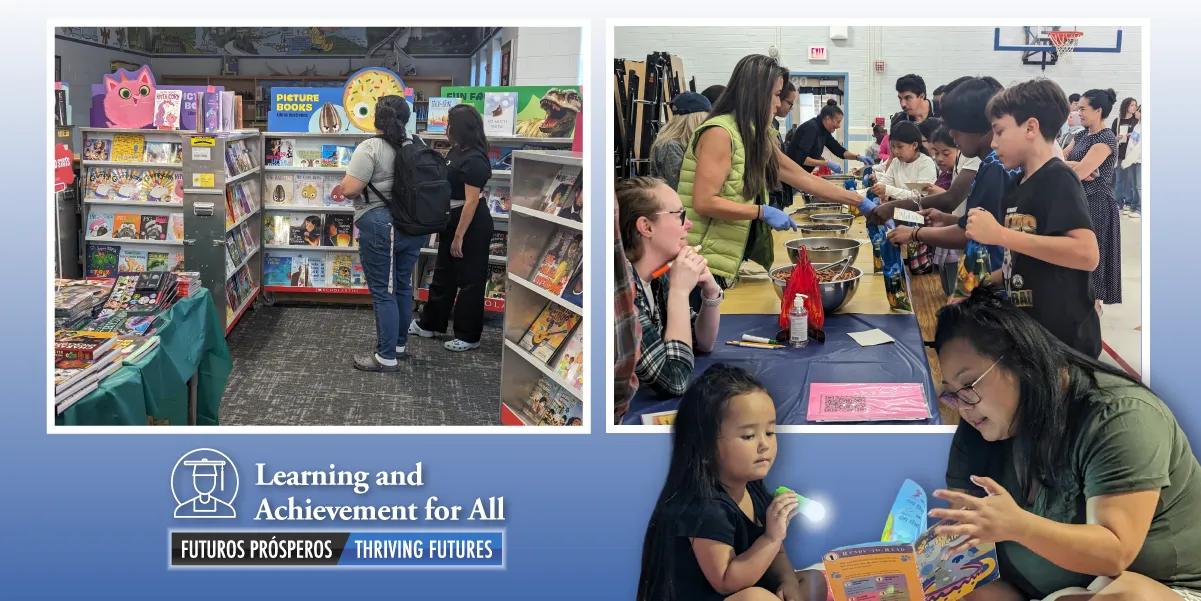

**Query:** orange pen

left=652, top=246, right=702, bottom=279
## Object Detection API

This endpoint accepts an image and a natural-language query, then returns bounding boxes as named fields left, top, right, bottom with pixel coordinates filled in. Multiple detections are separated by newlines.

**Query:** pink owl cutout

left=102, top=66, right=156, bottom=129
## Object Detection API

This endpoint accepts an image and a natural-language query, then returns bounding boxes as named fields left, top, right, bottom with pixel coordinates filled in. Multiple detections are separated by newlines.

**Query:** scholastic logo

left=172, top=448, right=239, bottom=519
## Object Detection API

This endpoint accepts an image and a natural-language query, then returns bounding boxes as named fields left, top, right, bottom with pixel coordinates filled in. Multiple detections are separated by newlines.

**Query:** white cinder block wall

left=508, top=27, right=583, bottom=86
left=614, top=26, right=1142, bottom=152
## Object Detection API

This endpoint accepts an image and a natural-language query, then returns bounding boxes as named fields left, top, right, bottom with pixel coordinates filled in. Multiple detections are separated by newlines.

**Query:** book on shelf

left=294, top=174, right=324, bottom=206
left=111, top=133, right=145, bottom=163
left=520, top=376, right=582, bottom=426
left=289, top=214, right=324, bottom=247
left=805, top=383, right=931, bottom=422
left=553, top=328, right=584, bottom=391
left=484, top=92, right=518, bottom=137
left=641, top=410, right=678, bottom=426
left=153, top=90, right=182, bottom=130
left=485, top=265, right=505, bottom=299
left=296, top=148, right=322, bottom=168
left=320, top=145, right=354, bottom=168
left=86, top=245, right=120, bottom=278
left=143, top=141, right=182, bottom=164
left=518, top=303, right=582, bottom=363
left=530, top=230, right=583, bottom=296
left=329, top=253, right=356, bottom=287
left=118, top=249, right=148, bottom=273
left=560, top=265, right=583, bottom=308
left=488, top=186, right=510, bottom=216
left=426, top=97, right=460, bottom=135
left=139, top=215, right=168, bottom=241
left=325, top=214, right=354, bottom=247
left=265, top=138, right=296, bottom=167
left=265, top=173, right=294, bottom=205
left=112, top=214, right=141, bottom=239
left=556, top=176, right=584, bottom=222
left=489, top=232, right=507, bottom=256
left=321, top=174, right=352, bottom=207
left=539, top=166, right=582, bottom=214
left=83, top=137, right=111, bottom=161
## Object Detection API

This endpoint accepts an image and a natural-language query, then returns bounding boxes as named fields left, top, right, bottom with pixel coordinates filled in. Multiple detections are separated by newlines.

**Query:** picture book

left=561, top=395, right=583, bottom=426
left=541, top=389, right=581, bottom=426
left=322, top=174, right=352, bottom=207
left=109, top=169, right=145, bottom=202
left=110, top=133, right=145, bottom=162
left=239, top=222, right=257, bottom=253
left=140, top=215, right=168, bottom=241
left=289, top=214, right=324, bottom=247
left=83, top=137, right=111, bottom=161
left=351, top=260, right=365, bottom=287
left=822, top=482, right=1000, bottom=601
left=169, top=253, right=185, bottom=272
left=146, top=252, right=169, bottom=271
left=560, top=265, right=583, bottom=308
left=112, top=214, right=141, bottom=239
left=118, top=249, right=147, bottom=273
left=265, top=137, right=295, bottom=167
left=484, top=92, right=518, bottom=137
left=530, top=230, right=583, bottom=295
left=554, top=328, right=584, bottom=390
left=263, top=254, right=292, bottom=286
left=281, top=254, right=313, bottom=287
left=262, top=215, right=289, bottom=246
left=85, top=168, right=114, bottom=201
left=324, top=214, right=353, bottom=247
left=296, top=149, right=323, bottom=168
left=306, top=253, right=328, bottom=286
left=86, top=212, right=114, bottom=238
left=143, top=141, right=181, bottom=164
left=55, top=330, right=119, bottom=361
left=86, top=244, right=120, bottom=278
left=420, top=264, right=435, bottom=289
left=142, top=169, right=179, bottom=203
left=556, top=177, right=584, bottom=222
left=265, top=173, right=294, bottom=205
left=328, top=253, right=355, bottom=287
left=489, top=232, right=507, bottom=256
left=485, top=265, right=506, bottom=299
left=168, top=213, right=184, bottom=241
left=488, top=186, right=511, bottom=216
left=426, top=97, right=461, bottom=135
left=641, top=410, right=678, bottom=426
left=522, top=376, right=561, bottom=423
left=232, top=228, right=248, bottom=261
left=806, top=383, right=931, bottom=422
left=294, top=174, right=324, bottom=206
left=518, top=303, right=581, bottom=363
left=153, top=89, right=182, bottom=129
left=225, top=234, right=242, bottom=267
left=320, top=145, right=354, bottom=168
left=540, top=166, right=582, bottom=213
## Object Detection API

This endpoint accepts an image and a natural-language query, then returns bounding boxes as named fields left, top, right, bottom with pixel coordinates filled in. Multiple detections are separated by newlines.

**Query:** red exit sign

left=809, top=46, right=828, bottom=61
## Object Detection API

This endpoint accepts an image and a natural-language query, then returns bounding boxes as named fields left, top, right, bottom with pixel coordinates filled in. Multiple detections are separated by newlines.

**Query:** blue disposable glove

left=760, top=205, right=797, bottom=231
left=826, top=161, right=843, bottom=174
left=858, top=155, right=876, bottom=166
left=858, top=196, right=878, bottom=215
left=1130, top=131, right=1140, bottom=143
left=844, top=179, right=857, bottom=191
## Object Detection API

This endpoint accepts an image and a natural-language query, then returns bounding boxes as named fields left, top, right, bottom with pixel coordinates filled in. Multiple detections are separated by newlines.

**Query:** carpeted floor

left=221, top=304, right=504, bottom=426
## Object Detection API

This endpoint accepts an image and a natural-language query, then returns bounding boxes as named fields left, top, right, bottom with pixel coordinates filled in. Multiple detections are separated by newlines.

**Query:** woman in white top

left=869, top=121, right=937, bottom=203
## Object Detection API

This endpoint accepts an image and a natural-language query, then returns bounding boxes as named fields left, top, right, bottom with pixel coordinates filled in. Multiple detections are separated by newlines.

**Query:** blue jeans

left=1121, top=163, right=1141, bottom=212
left=356, top=207, right=424, bottom=359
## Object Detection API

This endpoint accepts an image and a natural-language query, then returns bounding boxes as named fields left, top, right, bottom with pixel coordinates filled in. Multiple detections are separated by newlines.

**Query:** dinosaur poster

left=441, top=86, right=582, bottom=139
left=267, top=68, right=416, bottom=135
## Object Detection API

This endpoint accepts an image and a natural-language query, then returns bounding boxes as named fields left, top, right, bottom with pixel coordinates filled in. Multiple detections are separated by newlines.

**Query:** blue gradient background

left=2, top=13, right=1189, bottom=600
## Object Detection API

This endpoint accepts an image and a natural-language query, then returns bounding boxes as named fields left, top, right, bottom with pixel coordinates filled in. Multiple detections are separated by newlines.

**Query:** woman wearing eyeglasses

left=617, top=176, right=722, bottom=398
left=929, top=286, right=1201, bottom=601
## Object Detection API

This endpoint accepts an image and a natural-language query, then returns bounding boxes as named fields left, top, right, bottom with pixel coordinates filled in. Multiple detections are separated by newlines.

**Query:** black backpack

left=365, top=135, right=452, bottom=236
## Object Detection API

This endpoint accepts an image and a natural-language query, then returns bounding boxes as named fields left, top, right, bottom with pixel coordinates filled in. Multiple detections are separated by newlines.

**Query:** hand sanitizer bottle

left=790, top=294, right=809, bottom=348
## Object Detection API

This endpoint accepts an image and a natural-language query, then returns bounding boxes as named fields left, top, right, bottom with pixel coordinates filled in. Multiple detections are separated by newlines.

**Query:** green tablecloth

left=56, top=289, right=233, bottom=426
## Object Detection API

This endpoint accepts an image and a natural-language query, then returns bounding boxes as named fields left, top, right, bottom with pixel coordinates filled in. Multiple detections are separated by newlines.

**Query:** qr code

left=823, top=396, right=866, bottom=413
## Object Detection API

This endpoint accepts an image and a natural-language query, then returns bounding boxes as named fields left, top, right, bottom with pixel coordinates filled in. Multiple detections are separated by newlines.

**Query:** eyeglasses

left=782, top=98, right=795, bottom=109
left=939, top=356, right=1003, bottom=408
left=655, top=209, right=687, bottom=225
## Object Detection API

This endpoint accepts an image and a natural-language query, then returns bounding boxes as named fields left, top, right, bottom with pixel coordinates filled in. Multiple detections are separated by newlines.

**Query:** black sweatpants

left=417, top=202, right=494, bottom=343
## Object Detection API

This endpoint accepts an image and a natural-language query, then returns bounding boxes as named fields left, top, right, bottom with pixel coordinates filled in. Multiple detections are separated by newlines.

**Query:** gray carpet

left=221, top=304, right=503, bottom=426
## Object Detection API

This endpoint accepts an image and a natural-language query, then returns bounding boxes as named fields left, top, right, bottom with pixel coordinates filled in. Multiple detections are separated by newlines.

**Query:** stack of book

left=175, top=272, right=203, bottom=298
left=53, top=279, right=116, bottom=330
left=53, top=332, right=160, bottom=414
left=82, top=272, right=181, bottom=337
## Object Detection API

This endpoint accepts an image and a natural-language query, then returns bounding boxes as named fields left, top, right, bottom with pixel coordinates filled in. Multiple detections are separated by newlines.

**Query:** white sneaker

left=409, top=320, right=435, bottom=338
left=444, top=339, right=480, bottom=352
left=1129, top=212, right=1140, bottom=219
left=1122, top=207, right=1131, bottom=215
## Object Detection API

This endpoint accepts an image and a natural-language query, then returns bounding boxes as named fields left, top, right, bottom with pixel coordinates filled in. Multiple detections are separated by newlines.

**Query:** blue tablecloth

left=622, top=313, right=940, bottom=425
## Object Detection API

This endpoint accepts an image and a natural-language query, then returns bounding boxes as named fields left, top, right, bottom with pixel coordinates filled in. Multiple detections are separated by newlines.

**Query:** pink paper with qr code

left=806, top=383, right=931, bottom=422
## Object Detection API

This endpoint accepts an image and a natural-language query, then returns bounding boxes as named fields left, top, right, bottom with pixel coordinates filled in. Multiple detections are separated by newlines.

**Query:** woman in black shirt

left=411, top=105, right=494, bottom=351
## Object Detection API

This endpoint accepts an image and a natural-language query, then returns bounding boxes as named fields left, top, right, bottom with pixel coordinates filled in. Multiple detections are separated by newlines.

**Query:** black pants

left=417, top=203, right=494, bottom=343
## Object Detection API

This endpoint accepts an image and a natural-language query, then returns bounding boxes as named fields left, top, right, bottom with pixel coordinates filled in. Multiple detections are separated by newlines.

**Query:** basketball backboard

left=994, top=26, right=1124, bottom=54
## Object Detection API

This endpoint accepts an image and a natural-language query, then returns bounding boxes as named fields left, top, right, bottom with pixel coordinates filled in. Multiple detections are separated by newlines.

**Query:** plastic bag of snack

left=778, top=246, right=826, bottom=342
left=951, top=240, right=994, bottom=300
left=879, top=225, right=914, bottom=312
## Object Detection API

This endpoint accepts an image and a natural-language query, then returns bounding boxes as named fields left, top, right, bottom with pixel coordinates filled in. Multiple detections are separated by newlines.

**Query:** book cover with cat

left=86, top=212, right=115, bottom=238
left=87, top=244, right=120, bottom=278
left=168, top=213, right=184, bottom=241
left=139, top=215, right=168, bottom=240
left=329, top=253, right=355, bottom=287
left=118, top=248, right=148, bottom=273
left=142, top=170, right=178, bottom=203
left=83, top=137, right=112, bottom=161
left=518, top=303, right=581, bottom=363
left=146, top=252, right=169, bottom=271
left=293, top=174, right=324, bottom=207
left=290, top=214, right=324, bottom=247
left=324, top=214, right=353, bottom=247
left=530, top=230, right=583, bottom=295
left=488, top=186, right=511, bottom=216
left=265, top=173, right=294, bottom=205
left=112, top=214, right=141, bottom=239
left=321, top=174, right=351, bottom=207
left=111, top=133, right=145, bottom=163
left=484, top=92, right=518, bottom=137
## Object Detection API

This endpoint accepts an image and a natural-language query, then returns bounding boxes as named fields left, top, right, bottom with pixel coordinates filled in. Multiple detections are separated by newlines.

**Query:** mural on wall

left=57, top=27, right=131, bottom=50
left=268, top=67, right=415, bottom=137
left=151, top=27, right=370, bottom=55
left=442, top=86, right=582, bottom=138
left=365, top=28, right=487, bottom=77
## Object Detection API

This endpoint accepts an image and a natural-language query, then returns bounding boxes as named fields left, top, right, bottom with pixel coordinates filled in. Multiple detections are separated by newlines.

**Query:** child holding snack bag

left=637, top=365, right=828, bottom=601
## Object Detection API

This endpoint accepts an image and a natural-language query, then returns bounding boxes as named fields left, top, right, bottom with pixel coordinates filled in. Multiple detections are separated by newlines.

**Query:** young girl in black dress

left=637, top=364, right=827, bottom=601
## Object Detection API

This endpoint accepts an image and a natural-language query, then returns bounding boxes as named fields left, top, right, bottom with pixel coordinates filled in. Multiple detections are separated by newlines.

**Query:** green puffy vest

left=677, top=113, right=774, bottom=281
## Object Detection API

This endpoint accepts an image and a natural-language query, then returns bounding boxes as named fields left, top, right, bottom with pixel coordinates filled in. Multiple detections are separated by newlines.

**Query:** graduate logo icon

left=171, top=448, right=239, bottom=519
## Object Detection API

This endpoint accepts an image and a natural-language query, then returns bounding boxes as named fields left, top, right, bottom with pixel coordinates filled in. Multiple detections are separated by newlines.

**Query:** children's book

left=117, top=249, right=146, bottom=274
left=553, top=328, right=584, bottom=389
left=263, top=254, right=292, bottom=286
left=294, top=174, right=324, bottom=206
left=822, top=481, right=1000, bottom=601
left=83, top=137, right=112, bottom=161
left=488, top=185, right=511, bottom=216
left=329, top=253, right=355, bottom=287
left=140, top=215, right=168, bottom=241
left=296, top=149, right=322, bottom=168
left=540, top=166, right=582, bottom=213
left=324, top=214, right=353, bottom=247
left=641, top=410, right=678, bottom=426
left=265, top=173, right=294, bottom=205
left=85, top=168, right=114, bottom=201
left=289, top=214, right=324, bottom=247
left=153, top=90, right=182, bottom=129
left=425, top=97, right=460, bottom=135
left=560, top=266, right=583, bottom=308
left=530, top=231, right=583, bottom=295
left=110, top=169, right=145, bottom=202
left=489, top=232, right=507, bottom=256
left=806, top=383, right=931, bottom=423
left=485, top=265, right=506, bottom=299
left=110, top=133, right=145, bottom=163
left=518, top=303, right=581, bottom=363
left=112, top=214, right=141, bottom=239
left=86, top=244, right=120, bottom=278
left=263, top=215, right=290, bottom=246
left=168, top=213, right=184, bottom=241
left=484, top=92, right=518, bottom=137
left=142, top=169, right=179, bottom=203
left=522, top=376, right=560, bottom=424
left=86, top=212, right=114, bottom=238
left=143, top=142, right=181, bottom=164
left=322, top=174, right=352, bottom=207
left=146, top=252, right=169, bottom=271
left=320, top=145, right=354, bottom=168
left=265, top=138, right=295, bottom=167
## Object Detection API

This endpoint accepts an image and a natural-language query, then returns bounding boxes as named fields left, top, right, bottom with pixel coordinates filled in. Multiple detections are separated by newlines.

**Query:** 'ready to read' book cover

left=530, top=231, right=583, bottom=296
left=518, top=303, right=581, bottom=363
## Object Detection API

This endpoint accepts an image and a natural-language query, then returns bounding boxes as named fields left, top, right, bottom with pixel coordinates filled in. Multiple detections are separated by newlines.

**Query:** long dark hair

left=373, top=95, right=411, bottom=146
left=636, top=364, right=769, bottom=601
left=709, top=54, right=782, bottom=202
left=934, top=286, right=1146, bottom=497
left=447, top=104, right=490, bottom=155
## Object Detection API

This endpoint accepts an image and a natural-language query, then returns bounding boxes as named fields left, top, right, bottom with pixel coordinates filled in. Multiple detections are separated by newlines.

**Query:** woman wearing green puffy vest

left=679, top=54, right=868, bottom=285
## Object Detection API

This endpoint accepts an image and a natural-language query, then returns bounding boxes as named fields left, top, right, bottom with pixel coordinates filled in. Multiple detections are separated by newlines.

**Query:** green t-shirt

left=946, top=371, right=1201, bottom=599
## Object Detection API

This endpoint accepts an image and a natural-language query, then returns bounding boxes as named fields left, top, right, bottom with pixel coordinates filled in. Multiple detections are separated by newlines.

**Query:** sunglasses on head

left=939, top=356, right=1003, bottom=409
left=655, top=209, right=687, bottom=225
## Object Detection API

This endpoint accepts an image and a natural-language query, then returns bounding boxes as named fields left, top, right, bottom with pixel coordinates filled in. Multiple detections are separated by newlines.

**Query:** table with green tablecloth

left=57, top=289, right=232, bottom=426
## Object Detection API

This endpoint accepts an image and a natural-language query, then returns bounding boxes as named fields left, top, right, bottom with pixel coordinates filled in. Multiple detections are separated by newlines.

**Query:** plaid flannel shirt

left=613, top=203, right=642, bottom=423
left=630, top=261, right=696, bottom=399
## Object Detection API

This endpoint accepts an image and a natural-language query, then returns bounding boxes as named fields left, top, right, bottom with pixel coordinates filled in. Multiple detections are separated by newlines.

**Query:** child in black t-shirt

left=963, top=79, right=1102, bottom=358
left=636, top=365, right=826, bottom=601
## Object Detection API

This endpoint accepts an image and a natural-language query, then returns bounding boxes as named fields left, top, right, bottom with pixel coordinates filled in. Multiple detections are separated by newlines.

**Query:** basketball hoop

left=1048, top=30, right=1084, bottom=62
